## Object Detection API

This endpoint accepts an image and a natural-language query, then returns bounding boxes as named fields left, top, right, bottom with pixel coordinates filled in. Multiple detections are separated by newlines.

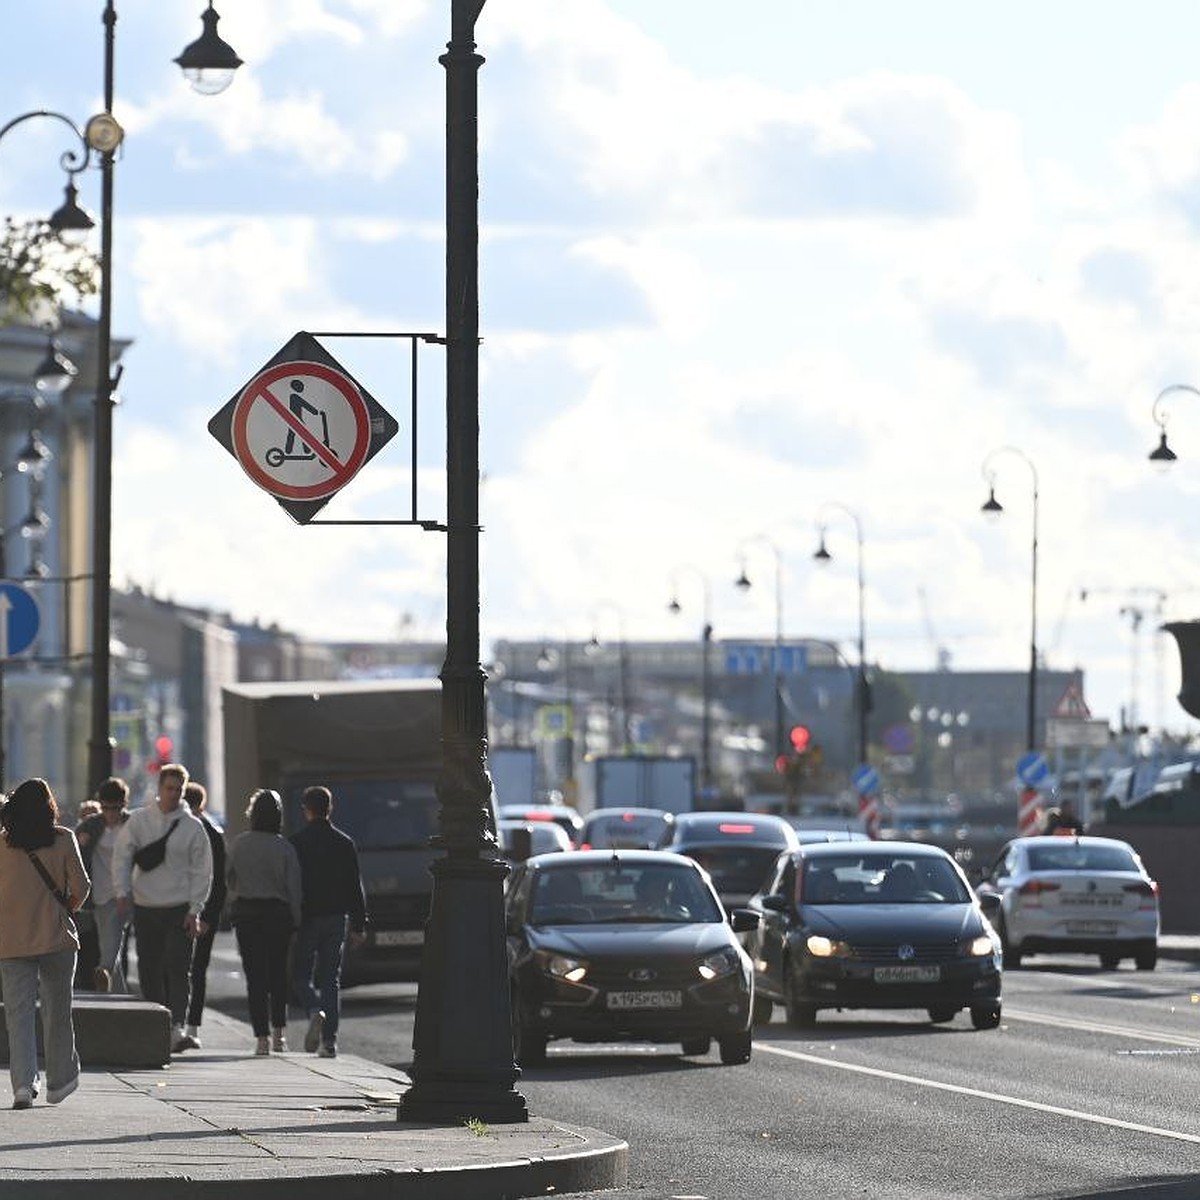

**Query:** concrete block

left=0, top=994, right=171, bottom=1068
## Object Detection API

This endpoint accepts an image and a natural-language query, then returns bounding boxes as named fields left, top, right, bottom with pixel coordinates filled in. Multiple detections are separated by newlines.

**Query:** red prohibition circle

left=231, top=360, right=371, bottom=501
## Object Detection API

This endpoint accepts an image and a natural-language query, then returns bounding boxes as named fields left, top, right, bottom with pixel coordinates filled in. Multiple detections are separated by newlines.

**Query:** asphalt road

left=202, top=937, right=1200, bottom=1199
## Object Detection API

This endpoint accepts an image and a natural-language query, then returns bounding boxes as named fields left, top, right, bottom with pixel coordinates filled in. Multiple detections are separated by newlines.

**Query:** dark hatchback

left=745, top=841, right=1002, bottom=1030
left=664, top=812, right=799, bottom=911
left=506, top=850, right=758, bottom=1066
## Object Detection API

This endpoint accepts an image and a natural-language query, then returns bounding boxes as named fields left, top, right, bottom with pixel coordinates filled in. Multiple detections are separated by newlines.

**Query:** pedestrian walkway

left=0, top=1006, right=627, bottom=1200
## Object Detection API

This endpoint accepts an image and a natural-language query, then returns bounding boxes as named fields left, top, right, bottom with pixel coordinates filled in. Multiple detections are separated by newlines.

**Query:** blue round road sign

left=1016, top=751, right=1049, bottom=787
left=0, top=582, right=39, bottom=658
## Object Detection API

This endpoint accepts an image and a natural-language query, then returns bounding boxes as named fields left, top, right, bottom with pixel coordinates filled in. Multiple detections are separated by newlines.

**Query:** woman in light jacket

left=0, top=778, right=90, bottom=1109
left=226, top=789, right=302, bottom=1055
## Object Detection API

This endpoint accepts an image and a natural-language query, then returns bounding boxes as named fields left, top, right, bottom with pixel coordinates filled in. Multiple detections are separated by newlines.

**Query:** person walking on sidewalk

left=183, top=780, right=226, bottom=1049
left=0, top=778, right=90, bottom=1109
left=226, top=789, right=302, bottom=1056
left=75, top=777, right=132, bottom=992
left=290, top=785, right=367, bottom=1058
left=113, top=763, right=213, bottom=1055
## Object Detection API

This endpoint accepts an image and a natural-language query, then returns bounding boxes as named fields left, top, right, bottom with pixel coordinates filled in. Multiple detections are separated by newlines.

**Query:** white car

left=976, top=835, right=1159, bottom=971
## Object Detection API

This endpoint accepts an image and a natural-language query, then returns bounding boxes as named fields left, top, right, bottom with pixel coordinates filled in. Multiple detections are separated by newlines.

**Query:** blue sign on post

left=852, top=763, right=880, bottom=796
left=1016, top=751, right=1049, bottom=788
left=0, top=582, right=39, bottom=659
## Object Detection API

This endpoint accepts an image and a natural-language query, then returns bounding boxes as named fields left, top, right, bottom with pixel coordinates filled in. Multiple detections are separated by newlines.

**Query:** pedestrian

left=183, top=780, right=226, bottom=1049
left=72, top=797, right=103, bottom=990
left=290, top=785, right=367, bottom=1058
left=112, top=763, right=213, bottom=1055
left=0, top=778, right=89, bottom=1109
left=75, top=777, right=132, bottom=992
left=226, top=788, right=302, bottom=1056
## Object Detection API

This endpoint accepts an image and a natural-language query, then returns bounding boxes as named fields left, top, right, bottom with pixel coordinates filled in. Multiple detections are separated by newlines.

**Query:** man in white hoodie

left=113, top=763, right=213, bottom=1054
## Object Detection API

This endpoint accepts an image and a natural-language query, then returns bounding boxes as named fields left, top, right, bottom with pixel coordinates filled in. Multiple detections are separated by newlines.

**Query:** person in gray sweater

left=225, top=789, right=302, bottom=1055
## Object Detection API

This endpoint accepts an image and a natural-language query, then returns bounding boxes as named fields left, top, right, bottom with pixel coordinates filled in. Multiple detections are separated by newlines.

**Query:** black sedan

left=506, top=850, right=758, bottom=1066
left=745, top=841, right=1002, bottom=1030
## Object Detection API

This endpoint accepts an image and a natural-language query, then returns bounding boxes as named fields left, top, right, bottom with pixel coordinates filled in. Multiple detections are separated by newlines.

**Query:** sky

left=5, top=1, right=1200, bottom=739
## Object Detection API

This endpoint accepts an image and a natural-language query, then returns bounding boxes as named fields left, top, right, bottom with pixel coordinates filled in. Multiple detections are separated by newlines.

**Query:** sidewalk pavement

left=0, top=1006, right=628, bottom=1200
left=1158, top=933, right=1200, bottom=964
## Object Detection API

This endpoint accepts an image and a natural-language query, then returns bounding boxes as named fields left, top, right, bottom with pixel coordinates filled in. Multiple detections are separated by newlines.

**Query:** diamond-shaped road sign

left=208, top=332, right=399, bottom=524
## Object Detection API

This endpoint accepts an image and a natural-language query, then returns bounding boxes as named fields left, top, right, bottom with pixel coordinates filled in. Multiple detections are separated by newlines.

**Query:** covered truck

left=222, top=677, right=456, bottom=983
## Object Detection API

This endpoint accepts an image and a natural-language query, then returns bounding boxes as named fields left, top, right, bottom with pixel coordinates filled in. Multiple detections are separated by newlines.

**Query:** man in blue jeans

left=289, top=786, right=367, bottom=1057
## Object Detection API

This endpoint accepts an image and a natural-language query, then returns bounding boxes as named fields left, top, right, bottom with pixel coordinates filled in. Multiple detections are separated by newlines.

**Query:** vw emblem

left=897, top=944, right=916, bottom=961
left=630, top=967, right=656, bottom=982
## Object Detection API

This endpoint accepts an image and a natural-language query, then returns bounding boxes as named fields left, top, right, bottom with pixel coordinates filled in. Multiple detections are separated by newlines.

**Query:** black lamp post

left=1148, top=383, right=1200, bottom=468
left=588, top=600, right=631, bottom=754
left=668, top=565, right=713, bottom=795
left=397, top=0, right=527, bottom=1124
left=980, top=446, right=1039, bottom=752
left=813, top=503, right=869, bottom=767
left=734, top=535, right=785, bottom=762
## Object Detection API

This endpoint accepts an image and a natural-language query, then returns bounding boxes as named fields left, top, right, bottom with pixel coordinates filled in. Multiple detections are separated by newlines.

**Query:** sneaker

left=317, top=1042, right=337, bottom=1059
left=255, top=1037, right=271, bottom=1056
left=12, top=1087, right=32, bottom=1110
left=304, top=1010, right=326, bottom=1053
left=93, top=966, right=111, bottom=993
left=271, top=1031, right=287, bottom=1053
left=47, top=1076, right=78, bottom=1105
left=172, top=1032, right=199, bottom=1053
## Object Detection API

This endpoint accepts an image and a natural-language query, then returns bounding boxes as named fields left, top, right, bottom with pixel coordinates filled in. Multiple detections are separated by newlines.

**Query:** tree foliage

left=0, top=217, right=98, bottom=322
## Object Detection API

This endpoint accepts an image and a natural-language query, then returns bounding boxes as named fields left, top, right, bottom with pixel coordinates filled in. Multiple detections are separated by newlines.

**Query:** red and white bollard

left=858, top=792, right=880, bottom=840
left=1018, top=786, right=1041, bottom=837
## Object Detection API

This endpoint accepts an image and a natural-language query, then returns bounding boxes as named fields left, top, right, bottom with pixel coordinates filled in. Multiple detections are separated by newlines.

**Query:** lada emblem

left=630, top=967, right=656, bottom=982
left=897, top=944, right=916, bottom=961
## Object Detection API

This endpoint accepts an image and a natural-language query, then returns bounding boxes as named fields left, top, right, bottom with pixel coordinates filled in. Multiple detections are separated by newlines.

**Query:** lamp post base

left=397, top=854, right=528, bottom=1125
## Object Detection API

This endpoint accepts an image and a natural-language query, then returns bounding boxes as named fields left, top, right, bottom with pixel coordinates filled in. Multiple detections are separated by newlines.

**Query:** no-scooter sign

left=209, top=332, right=398, bottom=524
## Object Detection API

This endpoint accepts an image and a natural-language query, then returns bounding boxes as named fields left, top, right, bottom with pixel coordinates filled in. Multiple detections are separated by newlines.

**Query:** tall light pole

left=734, top=535, right=785, bottom=761
left=813, top=503, right=869, bottom=766
left=397, top=0, right=527, bottom=1124
left=1148, top=383, right=1200, bottom=468
left=587, top=600, right=630, bottom=754
left=980, top=446, right=1039, bottom=752
left=668, top=565, right=713, bottom=796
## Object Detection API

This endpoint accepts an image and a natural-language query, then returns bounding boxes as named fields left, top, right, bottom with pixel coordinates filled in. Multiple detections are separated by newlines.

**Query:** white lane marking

left=1003, top=1007, right=1200, bottom=1047
left=754, top=1042, right=1200, bottom=1145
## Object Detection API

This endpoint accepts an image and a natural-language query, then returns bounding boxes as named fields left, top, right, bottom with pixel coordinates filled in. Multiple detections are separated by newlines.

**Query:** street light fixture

left=980, top=445, right=1040, bottom=752
left=733, top=534, right=785, bottom=762
left=1148, top=383, right=1200, bottom=469
left=668, top=565, right=714, bottom=794
left=813, top=503, right=870, bottom=768
left=587, top=600, right=631, bottom=755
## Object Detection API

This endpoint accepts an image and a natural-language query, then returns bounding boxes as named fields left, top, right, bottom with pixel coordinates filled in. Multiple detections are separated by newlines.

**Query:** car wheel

left=970, top=1003, right=1001, bottom=1031
left=718, top=1031, right=752, bottom=1065
left=1135, top=944, right=1158, bottom=972
left=511, top=993, right=547, bottom=1067
left=784, top=964, right=818, bottom=1029
left=680, top=1037, right=711, bottom=1057
left=928, top=1006, right=958, bottom=1024
left=1099, top=952, right=1121, bottom=970
left=752, top=995, right=774, bottom=1025
left=999, top=918, right=1022, bottom=970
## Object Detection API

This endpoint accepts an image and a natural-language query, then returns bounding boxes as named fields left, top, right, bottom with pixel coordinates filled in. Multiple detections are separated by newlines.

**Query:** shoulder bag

left=27, top=850, right=72, bottom=911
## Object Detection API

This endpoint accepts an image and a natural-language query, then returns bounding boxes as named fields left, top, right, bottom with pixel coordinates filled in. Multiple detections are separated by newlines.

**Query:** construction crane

left=1078, top=586, right=1168, bottom=733
left=917, top=586, right=952, bottom=672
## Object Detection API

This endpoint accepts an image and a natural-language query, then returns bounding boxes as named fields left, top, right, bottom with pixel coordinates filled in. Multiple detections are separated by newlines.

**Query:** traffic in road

left=196, top=939, right=1200, bottom=1200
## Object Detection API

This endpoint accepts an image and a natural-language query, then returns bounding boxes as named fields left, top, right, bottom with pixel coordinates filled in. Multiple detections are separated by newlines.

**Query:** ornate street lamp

left=980, top=446, right=1039, bottom=752
left=734, top=534, right=785, bottom=762
left=668, top=565, right=714, bottom=794
left=1148, top=383, right=1200, bottom=469
left=587, top=600, right=631, bottom=754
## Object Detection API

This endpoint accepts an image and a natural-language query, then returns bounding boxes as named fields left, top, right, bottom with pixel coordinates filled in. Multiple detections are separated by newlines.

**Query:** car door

left=754, top=855, right=797, bottom=999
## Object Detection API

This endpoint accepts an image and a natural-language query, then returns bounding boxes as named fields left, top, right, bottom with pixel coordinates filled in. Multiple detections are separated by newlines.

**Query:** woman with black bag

left=0, top=779, right=89, bottom=1109
left=226, top=789, right=302, bottom=1055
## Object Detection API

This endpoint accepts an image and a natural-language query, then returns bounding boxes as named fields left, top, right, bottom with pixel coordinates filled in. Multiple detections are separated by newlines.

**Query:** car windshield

left=801, top=854, right=972, bottom=905
left=529, top=863, right=723, bottom=925
left=684, top=846, right=781, bottom=895
left=1027, top=843, right=1140, bottom=873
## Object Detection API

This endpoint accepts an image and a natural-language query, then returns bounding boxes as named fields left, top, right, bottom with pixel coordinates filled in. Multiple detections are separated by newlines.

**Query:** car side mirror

left=761, top=894, right=789, bottom=913
left=977, top=892, right=1001, bottom=917
left=729, top=908, right=760, bottom=934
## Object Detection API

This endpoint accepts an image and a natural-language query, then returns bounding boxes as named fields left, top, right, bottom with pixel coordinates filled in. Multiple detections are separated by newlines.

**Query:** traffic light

left=148, top=734, right=173, bottom=774
left=789, top=724, right=811, bottom=753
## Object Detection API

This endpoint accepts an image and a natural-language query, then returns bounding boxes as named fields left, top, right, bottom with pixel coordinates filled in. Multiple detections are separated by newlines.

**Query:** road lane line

left=1002, top=1007, right=1200, bottom=1047
left=754, top=1042, right=1200, bottom=1144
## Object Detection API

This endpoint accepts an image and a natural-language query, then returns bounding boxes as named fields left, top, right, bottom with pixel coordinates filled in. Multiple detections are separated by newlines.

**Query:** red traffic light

left=154, top=735, right=174, bottom=760
left=774, top=754, right=790, bottom=775
left=789, top=725, right=811, bottom=752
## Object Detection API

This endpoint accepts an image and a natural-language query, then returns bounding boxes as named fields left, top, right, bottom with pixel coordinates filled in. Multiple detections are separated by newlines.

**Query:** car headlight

left=698, top=947, right=741, bottom=980
left=806, top=934, right=850, bottom=958
left=965, top=934, right=996, bottom=958
left=533, top=951, right=588, bottom=983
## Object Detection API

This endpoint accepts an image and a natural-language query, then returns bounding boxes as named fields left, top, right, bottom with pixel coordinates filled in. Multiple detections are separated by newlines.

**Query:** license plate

left=873, top=965, right=940, bottom=983
left=605, top=990, right=682, bottom=1010
left=1066, top=921, right=1118, bottom=935
left=1061, top=894, right=1120, bottom=907
left=374, top=930, right=424, bottom=947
